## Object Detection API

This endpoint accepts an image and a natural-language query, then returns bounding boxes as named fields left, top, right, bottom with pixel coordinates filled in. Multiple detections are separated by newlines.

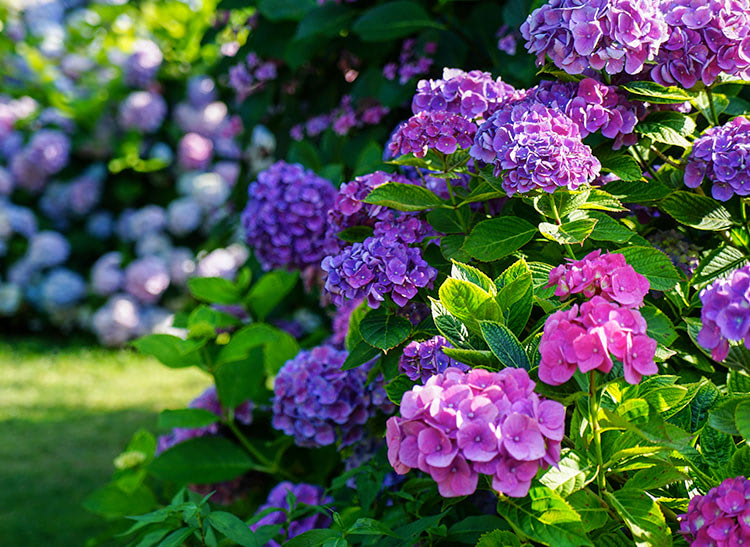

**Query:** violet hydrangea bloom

left=538, top=296, right=658, bottom=385
left=124, top=39, right=163, bottom=88
left=330, top=297, right=363, bottom=347
left=124, top=256, right=170, bottom=304
left=118, top=91, right=167, bottom=133
left=389, top=110, right=477, bottom=158
left=679, top=476, right=750, bottom=545
left=647, top=229, right=701, bottom=277
left=386, top=367, right=564, bottom=498
left=399, top=336, right=469, bottom=383
left=411, top=68, right=519, bottom=120
left=684, top=116, right=750, bottom=201
left=26, top=230, right=70, bottom=268
left=697, top=263, right=750, bottom=362
left=249, top=482, right=332, bottom=547
left=177, top=132, right=213, bottom=170
left=242, top=161, right=337, bottom=271
left=547, top=249, right=650, bottom=307
left=471, top=102, right=601, bottom=196
left=25, top=129, right=70, bottom=175
left=652, top=0, right=750, bottom=89
left=272, top=344, right=392, bottom=448
left=91, top=252, right=125, bottom=296
left=521, top=0, right=669, bottom=76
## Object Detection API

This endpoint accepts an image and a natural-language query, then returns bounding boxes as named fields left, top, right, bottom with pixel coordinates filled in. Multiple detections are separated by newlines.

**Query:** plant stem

left=549, top=196, right=576, bottom=260
left=631, top=146, right=658, bottom=179
left=225, top=415, right=294, bottom=480
left=650, top=146, right=683, bottom=168
left=589, top=371, right=606, bottom=493
left=706, top=86, right=719, bottom=126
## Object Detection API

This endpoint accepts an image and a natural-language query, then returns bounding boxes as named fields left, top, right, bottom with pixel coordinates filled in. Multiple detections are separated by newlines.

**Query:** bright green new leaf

left=462, top=216, right=537, bottom=261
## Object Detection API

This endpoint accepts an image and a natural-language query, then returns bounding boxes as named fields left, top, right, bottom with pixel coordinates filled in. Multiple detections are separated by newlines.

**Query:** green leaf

left=567, top=490, right=608, bottom=533
left=605, top=489, right=670, bottom=547
left=539, top=450, right=595, bottom=497
left=728, top=370, right=750, bottom=394
left=158, top=409, right=219, bottom=431
left=385, top=374, right=416, bottom=405
left=83, top=484, right=156, bottom=519
left=446, top=515, right=507, bottom=544
left=341, top=340, right=381, bottom=371
left=587, top=211, right=634, bottom=243
left=441, top=347, right=496, bottom=368
left=660, top=191, right=735, bottom=231
left=216, top=324, right=299, bottom=371
left=440, top=234, right=472, bottom=262
left=636, top=122, right=691, bottom=148
left=431, top=298, right=473, bottom=349
left=614, top=246, right=683, bottom=291
left=624, top=463, right=689, bottom=490
left=595, top=147, right=643, bottom=181
left=729, top=445, right=750, bottom=477
left=337, top=226, right=373, bottom=243
left=691, top=245, right=748, bottom=285
left=207, top=512, right=259, bottom=547
left=360, top=308, right=412, bottom=351
left=347, top=518, right=397, bottom=537
left=285, top=529, right=343, bottom=547
left=496, top=484, right=593, bottom=547
left=450, top=261, right=495, bottom=294
left=257, top=0, right=316, bottom=21
left=150, top=437, right=253, bottom=484
left=352, top=1, right=442, bottom=42
left=160, top=528, right=197, bottom=547
left=480, top=321, right=530, bottom=369
left=439, top=277, right=500, bottom=331
left=533, top=190, right=590, bottom=218
left=187, top=277, right=240, bottom=305
left=709, top=397, right=749, bottom=435
left=539, top=219, right=597, bottom=245
left=363, top=181, right=443, bottom=211
left=214, top=347, right=266, bottom=407
left=579, top=189, right=627, bottom=212
left=736, top=400, right=750, bottom=440
left=494, top=259, right=533, bottom=335
left=132, top=335, right=204, bottom=368
left=529, top=262, right=556, bottom=299
left=247, top=271, right=299, bottom=321
left=641, top=305, right=678, bottom=346
left=700, top=426, right=735, bottom=468
left=641, top=111, right=696, bottom=136
left=603, top=179, right=672, bottom=203
left=294, top=4, right=354, bottom=39
left=476, top=530, right=521, bottom=547
left=426, top=207, right=469, bottom=234
left=462, top=216, right=537, bottom=261
left=621, top=81, right=695, bottom=104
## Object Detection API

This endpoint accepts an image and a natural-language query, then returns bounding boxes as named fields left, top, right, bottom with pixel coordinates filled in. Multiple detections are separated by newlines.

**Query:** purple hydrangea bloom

left=124, top=256, right=170, bottom=304
left=652, top=0, right=750, bottom=89
left=470, top=102, right=601, bottom=196
left=647, top=230, right=701, bottom=277
left=178, top=132, right=213, bottom=170
left=411, top=68, right=519, bottom=120
left=26, top=230, right=70, bottom=268
left=521, top=0, right=668, bottom=76
left=124, top=39, right=163, bottom=87
left=168, top=247, right=196, bottom=286
left=242, top=161, right=337, bottom=271
left=91, top=252, right=124, bottom=296
left=167, top=197, right=203, bottom=237
left=91, top=294, right=142, bottom=346
left=119, top=91, right=167, bottom=133
left=389, top=111, right=477, bottom=158
left=0, top=166, right=13, bottom=195
left=387, top=367, right=564, bottom=498
left=39, top=268, right=85, bottom=310
left=187, top=75, right=217, bottom=107
left=684, top=116, right=750, bottom=201
left=195, top=245, right=247, bottom=279
left=86, top=211, right=114, bottom=239
left=399, top=336, right=469, bottom=383
left=9, top=153, right=46, bottom=192
left=330, top=298, right=363, bottom=347
left=25, top=129, right=70, bottom=175
left=680, top=476, right=750, bottom=544
left=321, top=218, right=437, bottom=309
left=250, top=482, right=332, bottom=547
left=272, top=344, right=392, bottom=448
left=697, top=264, right=750, bottom=362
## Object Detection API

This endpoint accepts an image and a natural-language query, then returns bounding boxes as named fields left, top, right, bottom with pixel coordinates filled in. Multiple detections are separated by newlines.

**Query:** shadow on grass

left=0, top=408, right=157, bottom=547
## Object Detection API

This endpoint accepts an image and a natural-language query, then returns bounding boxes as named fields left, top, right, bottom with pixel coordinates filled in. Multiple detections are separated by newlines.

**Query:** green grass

left=0, top=336, right=211, bottom=547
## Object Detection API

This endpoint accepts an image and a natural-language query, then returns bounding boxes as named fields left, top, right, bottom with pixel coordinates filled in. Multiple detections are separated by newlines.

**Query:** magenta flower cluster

left=523, top=79, right=639, bottom=149
left=521, top=0, right=668, bottom=75
left=389, top=111, right=477, bottom=158
left=272, top=345, right=392, bottom=448
left=653, top=0, right=750, bottom=89
left=156, top=387, right=253, bottom=455
left=680, top=476, right=750, bottom=545
left=399, top=336, right=469, bottom=383
left=242, top=161, right=337, bottom=272
left=386, top=367, right=564, bottom=498
left=411, top=68, right=519, bottom=121
left=540, top=251, right=657, bottom=385
left=684, top=116, right=750, bottom=201
left=697, top=263, right=750, bottom=362
left=250, top=482, right=332, bottom=547
left=470, top=102, right=601, bottom=196
left=321, top=216, right=437, bottom=309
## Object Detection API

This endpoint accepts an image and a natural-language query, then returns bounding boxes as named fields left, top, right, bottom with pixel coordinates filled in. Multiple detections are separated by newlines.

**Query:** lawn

left=0, top=336, right=211, bottom=547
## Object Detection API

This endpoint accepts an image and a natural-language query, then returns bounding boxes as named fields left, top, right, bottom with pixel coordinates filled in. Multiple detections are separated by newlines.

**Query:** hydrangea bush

left=67, top=0, right=750, bottom=545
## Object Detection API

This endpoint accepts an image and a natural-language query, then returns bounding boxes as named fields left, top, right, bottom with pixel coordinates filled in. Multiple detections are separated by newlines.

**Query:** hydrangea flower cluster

left=496, top=25, right=520, bottom=56
left=470, top=102, right=601, bottom=196
left=389, top=111, right=477, bottom=158
left=383, top=39, right=436, bottom=85
left=412, top=68, right=520, bottom=121
left=228, top=52, right=278, bottom=102
left=547, top=249, right=650, bottom=306
left=521, top=0, right=668, bottom=75
left=522, top=79, right=639, bottom=148
left=321, top=217, right=437, bottom=308
left=647, top=230, right=701, bottom=277
left=242, top=161, right=337, bottom=272
left=684, top=116, right=750, bottom=201
left=399, top=336, right=469, bottom=383
left=124, top=39, right=163, bottom=88
left=118, top=91, right=167, bottom=133
left=250, top=482, right=332, bottom=547
left=652, top=0, right=750, bottom=89
left=10, top=128, right=71, bottom=192
left=330, top=298, right=363, bottom=347
left=679, top=476, right=750, bottom=544
left=697, top=263, right=750, bottom=362
left=272, top=345, right=392, bottom=448
left=290, top=96, right=390, bottom=141
left=386, top=367, right=564, bottom=498
left=156, top=386, right=253, bottom=455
